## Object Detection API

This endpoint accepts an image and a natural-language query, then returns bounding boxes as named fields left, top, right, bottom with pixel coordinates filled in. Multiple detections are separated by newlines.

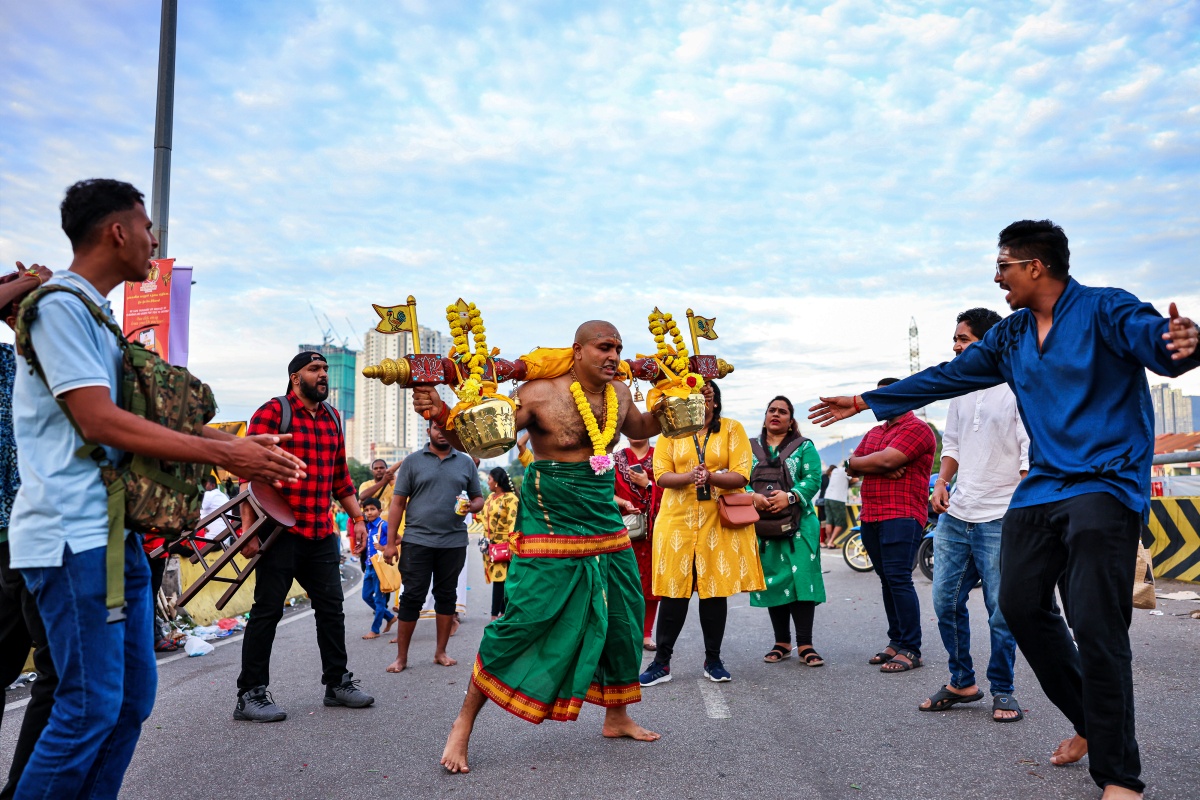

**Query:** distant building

left=1151, top=383, right=1195, bottom=435
left=298, top=342, right=357, bottom=423
left=352, top=324, right=456, bottom=463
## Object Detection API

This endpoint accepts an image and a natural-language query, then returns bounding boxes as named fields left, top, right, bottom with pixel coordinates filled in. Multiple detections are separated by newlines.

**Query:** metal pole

left=150, top=0, right=178, bottom=258
left=1153, top=451, right=1200, bottom=465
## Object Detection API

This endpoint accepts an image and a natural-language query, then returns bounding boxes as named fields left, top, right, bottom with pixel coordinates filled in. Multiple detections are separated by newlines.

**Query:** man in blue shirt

left=9, top=179, right=305, bottom=799
left=810, top=220, right=1198, bottom=800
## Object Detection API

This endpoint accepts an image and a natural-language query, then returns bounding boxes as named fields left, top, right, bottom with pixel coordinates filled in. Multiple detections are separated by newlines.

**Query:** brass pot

left=653, top=393, right=706, bottom=439
left=454, top=397, right=517, bottom=459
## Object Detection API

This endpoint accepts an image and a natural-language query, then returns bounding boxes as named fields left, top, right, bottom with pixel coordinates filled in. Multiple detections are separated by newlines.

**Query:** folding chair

left=149, top=482, right=296, bottom=612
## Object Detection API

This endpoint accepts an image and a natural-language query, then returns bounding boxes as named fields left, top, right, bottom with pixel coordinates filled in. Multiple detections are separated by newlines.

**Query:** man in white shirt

left=199, top=474, right=230, bottom=540
left=918, top=308, right=1029, bottom=723
left=822, top=463, right=855, bottom=548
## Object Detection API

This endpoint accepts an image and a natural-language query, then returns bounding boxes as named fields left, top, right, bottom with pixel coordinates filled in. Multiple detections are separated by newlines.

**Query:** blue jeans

left=859, top=518, right=923, bottom=655
left=17, top=534, right=156, bottom=800
left=361, top=566, right=394, bottom=634
left=932, top=513, right=1016, bottom=696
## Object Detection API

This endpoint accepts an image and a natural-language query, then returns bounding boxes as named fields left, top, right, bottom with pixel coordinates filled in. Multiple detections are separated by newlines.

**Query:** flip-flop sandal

left=880, top=649, right=922, bottom=673
left=763, top=644, right=793, bottom=663
left=796, top=646, right=825, bottom=667
left=919, top=685, right=984, bottom=712
left=992, top=693, right=1024, bottom=723
left=868, top=649, right=897, bottom=665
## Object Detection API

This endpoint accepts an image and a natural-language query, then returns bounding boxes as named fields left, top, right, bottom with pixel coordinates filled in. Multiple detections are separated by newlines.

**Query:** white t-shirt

left=200, top=487, right=230, bottom=539
left=942, top=383, right=1030, bottom=523
left=825, top=465, right=850, bottom=503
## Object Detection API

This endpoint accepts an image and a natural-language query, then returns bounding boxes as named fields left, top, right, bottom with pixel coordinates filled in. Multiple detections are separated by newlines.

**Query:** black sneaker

left=234, top=686, right=287, bottom=722
left=324, top=672, right=374, bottom=708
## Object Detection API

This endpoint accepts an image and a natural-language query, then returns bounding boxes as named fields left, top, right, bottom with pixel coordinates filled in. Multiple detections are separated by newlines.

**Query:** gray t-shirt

left=394, top=445, right=481, bottom=548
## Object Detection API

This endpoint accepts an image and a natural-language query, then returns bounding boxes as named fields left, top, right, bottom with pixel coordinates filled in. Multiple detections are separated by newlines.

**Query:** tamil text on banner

left=123, top=257, right=173, bottom=360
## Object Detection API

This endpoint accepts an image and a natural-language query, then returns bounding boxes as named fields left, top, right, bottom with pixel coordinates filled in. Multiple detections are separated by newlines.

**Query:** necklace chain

left=569, top=368, right=605, bottom=395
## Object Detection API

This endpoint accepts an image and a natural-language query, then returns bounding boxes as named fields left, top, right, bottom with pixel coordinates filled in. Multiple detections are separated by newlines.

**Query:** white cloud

left=2, top=0, right=1198, bottom=447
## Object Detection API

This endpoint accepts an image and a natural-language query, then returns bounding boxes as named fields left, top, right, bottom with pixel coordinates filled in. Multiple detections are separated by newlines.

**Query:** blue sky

left=2, top=0, right=1198, bottom=449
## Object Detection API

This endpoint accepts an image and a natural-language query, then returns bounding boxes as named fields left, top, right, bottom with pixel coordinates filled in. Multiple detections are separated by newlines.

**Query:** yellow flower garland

left=647, top=308, right=690, bottom=374
left=570, top=381, right=619, bottom=473
left=446, top=301, right=488, bottom=406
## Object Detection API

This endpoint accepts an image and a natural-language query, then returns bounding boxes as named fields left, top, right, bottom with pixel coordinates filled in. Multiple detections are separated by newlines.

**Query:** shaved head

left=574, top=320, right=620, bottom=345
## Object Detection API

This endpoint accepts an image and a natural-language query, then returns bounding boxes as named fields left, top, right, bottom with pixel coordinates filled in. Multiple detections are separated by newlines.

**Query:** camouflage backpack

left=17, top=283, right=217, bottom=617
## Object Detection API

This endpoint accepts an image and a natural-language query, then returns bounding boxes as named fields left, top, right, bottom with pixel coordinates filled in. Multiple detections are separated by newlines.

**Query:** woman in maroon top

left=613, top=438, right=663, bottom=650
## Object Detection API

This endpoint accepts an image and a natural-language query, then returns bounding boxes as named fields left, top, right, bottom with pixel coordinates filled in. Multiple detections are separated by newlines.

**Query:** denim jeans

left=16, top=534, right=156, bottom=800
left=360, top=567, right=394, bottom=634
left=858, top=517, right=923, bottom=655
left=932, top=513, right=1015, bottom=695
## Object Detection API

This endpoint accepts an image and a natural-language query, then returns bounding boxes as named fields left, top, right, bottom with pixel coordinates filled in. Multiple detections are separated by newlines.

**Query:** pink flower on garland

left=589, top=454, right=614, bottom=475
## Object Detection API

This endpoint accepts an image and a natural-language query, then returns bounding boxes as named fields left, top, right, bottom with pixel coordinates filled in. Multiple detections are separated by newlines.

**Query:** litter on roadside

left=1155, top=590, right=1200, bottom=602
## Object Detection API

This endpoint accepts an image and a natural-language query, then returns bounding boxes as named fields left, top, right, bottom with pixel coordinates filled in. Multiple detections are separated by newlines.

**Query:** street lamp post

left=150, top=0, right=178, bottom=258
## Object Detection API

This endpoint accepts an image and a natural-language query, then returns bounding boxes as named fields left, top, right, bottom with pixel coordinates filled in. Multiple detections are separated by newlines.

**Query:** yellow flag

left=690, top=314, right=718, bottom=341
left=373, top=303, right=414, bottom=335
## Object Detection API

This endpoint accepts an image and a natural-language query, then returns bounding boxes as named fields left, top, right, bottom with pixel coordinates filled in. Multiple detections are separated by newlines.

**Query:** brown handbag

left=717, top=492, right=760, bottom=528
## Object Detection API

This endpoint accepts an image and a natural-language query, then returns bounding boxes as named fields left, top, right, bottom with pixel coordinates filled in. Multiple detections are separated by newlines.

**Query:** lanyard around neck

left=692, top=429, right=713, bottom=467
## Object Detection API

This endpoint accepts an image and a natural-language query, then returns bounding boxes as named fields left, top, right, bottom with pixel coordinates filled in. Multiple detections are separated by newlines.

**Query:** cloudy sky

left=2, top=0, right=1198, bottom=450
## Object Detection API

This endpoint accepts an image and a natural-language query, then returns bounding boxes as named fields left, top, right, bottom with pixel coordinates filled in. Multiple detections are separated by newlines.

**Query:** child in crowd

left=360, top=498, right=396, bottom=639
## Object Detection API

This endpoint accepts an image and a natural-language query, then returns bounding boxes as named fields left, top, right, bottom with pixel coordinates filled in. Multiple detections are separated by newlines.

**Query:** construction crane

left=909, top=317, right=926, bottom=419
left=308, top=303, right=339, bottom=348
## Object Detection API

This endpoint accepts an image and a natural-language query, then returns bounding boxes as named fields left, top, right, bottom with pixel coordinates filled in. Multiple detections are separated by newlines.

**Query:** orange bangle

left=852, top=395, right=863, bottom=412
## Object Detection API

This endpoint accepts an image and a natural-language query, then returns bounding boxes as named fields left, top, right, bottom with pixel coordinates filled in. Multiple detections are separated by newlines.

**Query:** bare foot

left=435, top=651, right=458, bottom=667
left=451, top=615, right=461, bottom=637
left=440, top=717, right=472, bottom=773
left=602, top=708, right=661, bottom=741
left=388, top=637, right=398, bottom=644
left=362, top=631, right=380, bottom=640
left=1050, top=734, right=1088, bottom=766
left=386, top=658, right=407, bottom=673
left=383, top=617, right=396, bottom=634
left=1100, top=786, right=1143, bottom=799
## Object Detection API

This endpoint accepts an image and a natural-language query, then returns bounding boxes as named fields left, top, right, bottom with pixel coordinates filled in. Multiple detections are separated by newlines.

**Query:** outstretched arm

left=809, top=334, right=1006, bottom=427
left=1101, top=294, right=1199, bottom=375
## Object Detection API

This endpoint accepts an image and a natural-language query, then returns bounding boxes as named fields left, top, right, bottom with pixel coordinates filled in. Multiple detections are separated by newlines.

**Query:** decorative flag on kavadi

left=122, top=257, right=194, bottom=367
left=690, top=314, right=718, bottom=341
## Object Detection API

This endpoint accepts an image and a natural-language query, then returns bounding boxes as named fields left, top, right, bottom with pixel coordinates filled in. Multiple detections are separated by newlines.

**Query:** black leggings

left=491, top=581, right=507, bottom=617
left=655, top=596, right=727, bottom=664
left=767, top=601, right=815, bottom=647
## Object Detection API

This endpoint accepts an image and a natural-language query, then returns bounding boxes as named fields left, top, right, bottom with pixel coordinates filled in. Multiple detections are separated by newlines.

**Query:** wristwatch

left=787, top=492, right=797, bottom=505
left=352, top=515, right=365, bottom=524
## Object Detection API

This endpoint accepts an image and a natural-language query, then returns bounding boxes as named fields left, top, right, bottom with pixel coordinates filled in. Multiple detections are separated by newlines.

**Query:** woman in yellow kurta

left=480, top=467, right=519, bottom=620
left=642, top=382, right=765, bottom=686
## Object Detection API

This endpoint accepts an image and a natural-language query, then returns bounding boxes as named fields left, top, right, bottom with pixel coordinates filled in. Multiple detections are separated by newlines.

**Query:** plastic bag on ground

left=184, top=636, right=215, bottom=657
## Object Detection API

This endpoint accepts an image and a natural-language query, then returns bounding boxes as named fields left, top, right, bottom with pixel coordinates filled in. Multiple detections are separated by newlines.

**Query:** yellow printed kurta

left=652, top=418, right=766, bottom=599
left=481, top=491, right=519, bottom=583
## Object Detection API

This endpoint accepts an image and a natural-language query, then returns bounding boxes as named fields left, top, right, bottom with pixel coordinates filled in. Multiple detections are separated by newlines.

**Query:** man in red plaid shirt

left=234, top=351, right=374, bottom=722
left=848, top=377, right=936, bottom=674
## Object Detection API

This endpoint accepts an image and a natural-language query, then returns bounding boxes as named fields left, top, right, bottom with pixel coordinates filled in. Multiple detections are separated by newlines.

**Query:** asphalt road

left=3, top=542, right=1199, bottom=800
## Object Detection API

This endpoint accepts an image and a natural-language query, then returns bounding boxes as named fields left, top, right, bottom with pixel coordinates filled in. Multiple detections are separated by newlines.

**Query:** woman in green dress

left=747, top=396, right=827, bottom=666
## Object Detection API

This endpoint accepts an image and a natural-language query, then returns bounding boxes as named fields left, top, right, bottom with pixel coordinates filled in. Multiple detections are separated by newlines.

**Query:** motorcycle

left=842, top=521, right=936, bottom=579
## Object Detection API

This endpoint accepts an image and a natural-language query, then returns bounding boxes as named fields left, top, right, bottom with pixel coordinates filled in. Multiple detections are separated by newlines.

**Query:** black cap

left=288, top=351, right=327, bottom=376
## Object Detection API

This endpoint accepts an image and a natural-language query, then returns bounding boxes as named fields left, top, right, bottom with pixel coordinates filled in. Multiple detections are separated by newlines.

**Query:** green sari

left=472, top=460, right=644, bottom=723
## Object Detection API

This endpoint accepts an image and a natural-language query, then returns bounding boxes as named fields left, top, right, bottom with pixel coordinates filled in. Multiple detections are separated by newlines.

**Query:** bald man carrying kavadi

left=405, top=320, right=664, bottom=772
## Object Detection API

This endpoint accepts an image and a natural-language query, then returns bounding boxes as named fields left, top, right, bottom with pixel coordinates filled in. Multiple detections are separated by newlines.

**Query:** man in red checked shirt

left=233, top=351, right=375, bottom=722
left=848, top=377, right=936, bottom=675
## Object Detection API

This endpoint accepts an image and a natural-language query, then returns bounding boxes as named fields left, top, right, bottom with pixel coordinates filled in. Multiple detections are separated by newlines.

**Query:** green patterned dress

left=749, top=439, right=826, bottom=607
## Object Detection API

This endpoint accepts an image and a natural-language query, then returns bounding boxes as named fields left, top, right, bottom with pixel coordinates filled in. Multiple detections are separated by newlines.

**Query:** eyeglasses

left=995, top=259, right=1035, bottom=277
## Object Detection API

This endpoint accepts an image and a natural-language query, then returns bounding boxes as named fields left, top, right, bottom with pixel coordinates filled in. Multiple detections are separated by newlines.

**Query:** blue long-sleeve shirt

left=864, top=278, right=1198, bottom=520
